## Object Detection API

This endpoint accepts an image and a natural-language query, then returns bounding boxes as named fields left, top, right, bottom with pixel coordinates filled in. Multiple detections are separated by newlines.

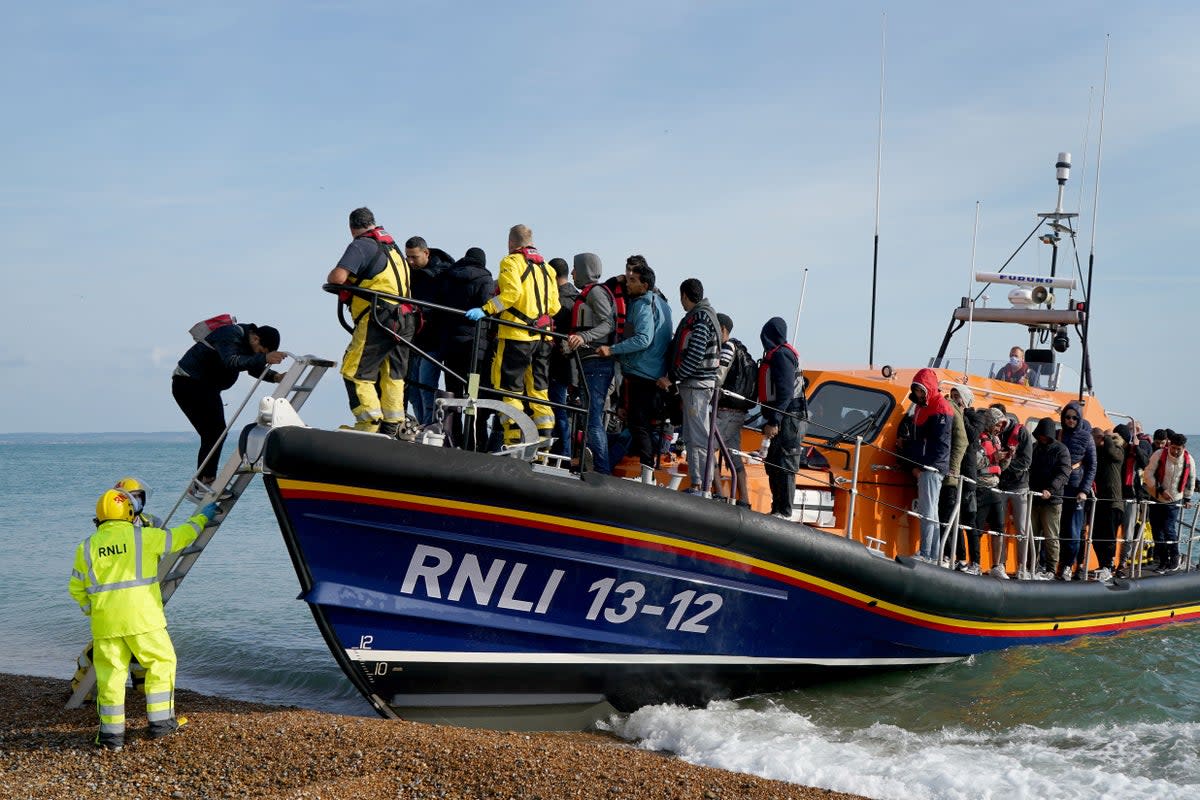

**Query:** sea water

left=4, top=434, right=1200, bottom=799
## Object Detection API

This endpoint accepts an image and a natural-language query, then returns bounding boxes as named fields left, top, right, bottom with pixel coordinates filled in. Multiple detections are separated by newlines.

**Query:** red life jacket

left=570, top=282, right=618, bottom=345
left=603, top=276, right=629, bottom=339
left=980, top=434, right=1002, bottom=476
left=757, top=342, right=800, bottom=404
left=1154, top=449, right=1193, bottom=495
left=1004, top=420, right=1021, bottom=450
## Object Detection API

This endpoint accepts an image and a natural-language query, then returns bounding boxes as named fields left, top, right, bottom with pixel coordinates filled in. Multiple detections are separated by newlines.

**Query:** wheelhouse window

left=806, top=382, right=895, bottom=444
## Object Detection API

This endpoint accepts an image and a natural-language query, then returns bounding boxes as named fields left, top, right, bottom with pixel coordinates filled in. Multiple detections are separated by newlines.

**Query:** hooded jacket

left=1094, top=429, right=1125, bottom=504
left=997, top=417, right=1033, bottom=490
left=1058, top=401, right=1097, bottom=491
left=568, top=253, right=616, bottom=356
left=441, top=248, right=495, bottom=346
left=905, top=368, right=953, bottom=472
left=1115, top=423, right=1150, bottom=500
left=759, top=317, right=803, bottom=427
left=1029, top=417, right=1072, bottom=504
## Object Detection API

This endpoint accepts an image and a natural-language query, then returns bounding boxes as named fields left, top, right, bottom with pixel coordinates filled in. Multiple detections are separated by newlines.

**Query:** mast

left=868, top=12, right=885, bottom=368
left=1079, top=35, right=1110, bottom=400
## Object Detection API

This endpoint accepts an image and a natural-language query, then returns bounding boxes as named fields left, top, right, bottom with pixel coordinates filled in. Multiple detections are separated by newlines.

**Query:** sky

left=2, top=1, right=1197, bottom=434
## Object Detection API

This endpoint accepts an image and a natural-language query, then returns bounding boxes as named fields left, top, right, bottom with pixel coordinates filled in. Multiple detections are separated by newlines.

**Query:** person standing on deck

left=327, top=207, right=416, bottom=438
left=994, top=404, right=1033, bottom=579
left=403, top=236, right=455, bottom=425
left=659, top=279, right=721, bottom=494
left=712, top=313, right=753, bottom=507
left=1092, top=426, right=1126, bottom=581
left=758, top=317, right=808, bottom=520
left=903, top=368, right=952, bottom=560
left=1057, top=401, right=1096, bottom=579
left=942, top=387, right=979, bottom=570
left=1029, top=417, right=1072, bottom=578
left=69, top=489, right=219, bottom=750
left=1143, top=432, right=1196, bottom=573
left=172, top=321, right=284, bottom=495
left=597, top=257, right=672, bottom=471
left=548, top=258, right=580, bottom=457
left=464, top=225, right=560, bottom=446
left=565, top=252, right=617, bottom=474
left=1116, top=421, right=1152, bottom=576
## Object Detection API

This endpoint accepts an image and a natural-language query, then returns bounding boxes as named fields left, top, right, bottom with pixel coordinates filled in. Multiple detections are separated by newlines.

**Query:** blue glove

left=199, top=502, right=220, bottom=520
left=464, top=307, right=486, bottom=322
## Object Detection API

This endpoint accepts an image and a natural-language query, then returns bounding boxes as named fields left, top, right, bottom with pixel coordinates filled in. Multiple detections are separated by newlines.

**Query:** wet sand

left=0, top=674, right=870, bottom=800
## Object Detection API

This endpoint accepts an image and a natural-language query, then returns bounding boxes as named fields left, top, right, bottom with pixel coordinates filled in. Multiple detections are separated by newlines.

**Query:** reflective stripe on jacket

left=68, top=515, right=206, bottom=638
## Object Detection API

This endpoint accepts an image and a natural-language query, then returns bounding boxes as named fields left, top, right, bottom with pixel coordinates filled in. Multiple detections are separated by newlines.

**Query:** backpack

left=720, top=338, right=758, bottom=410
left=189, top=314, right=237, bottom=345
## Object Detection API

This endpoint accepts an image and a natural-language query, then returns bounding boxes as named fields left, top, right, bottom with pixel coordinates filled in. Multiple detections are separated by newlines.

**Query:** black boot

left=376, top=421, right=400, bottom=438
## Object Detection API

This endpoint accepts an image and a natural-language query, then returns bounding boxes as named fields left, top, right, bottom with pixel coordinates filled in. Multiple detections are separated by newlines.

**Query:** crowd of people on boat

left=900, top=366, right=1195, bottom=582
left=164, top=206, right=1194, bottom=574
left=315, top=209, right=808, bottom=517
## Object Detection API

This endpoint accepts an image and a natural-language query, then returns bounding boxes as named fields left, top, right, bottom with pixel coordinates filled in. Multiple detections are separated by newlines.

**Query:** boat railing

left=747, top=392, right=1197, bottom=578
left=323, top=283, right=592, bottom=463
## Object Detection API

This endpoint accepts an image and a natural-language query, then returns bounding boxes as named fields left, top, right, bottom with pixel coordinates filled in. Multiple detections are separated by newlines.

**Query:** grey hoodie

left=569, top=253, right=615, bottom=354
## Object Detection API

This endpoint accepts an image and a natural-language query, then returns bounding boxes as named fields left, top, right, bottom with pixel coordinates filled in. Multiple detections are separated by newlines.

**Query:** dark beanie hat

left=464, top=247, right=486, bottom=266
left=716, top=312, right=733, bottom=333
left=255, top=325, right=281, bottom=351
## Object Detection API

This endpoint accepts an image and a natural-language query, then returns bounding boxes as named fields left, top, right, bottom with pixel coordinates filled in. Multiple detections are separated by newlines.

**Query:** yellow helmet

left=113, top=476, right=152, bottom=514
left=95, top=489, right=136, bottom=523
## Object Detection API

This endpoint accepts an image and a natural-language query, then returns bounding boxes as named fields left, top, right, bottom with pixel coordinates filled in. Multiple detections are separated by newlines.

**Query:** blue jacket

left=1058, top=400, right=1097, bottom=491
left=609, top=291, right=672, bottom=381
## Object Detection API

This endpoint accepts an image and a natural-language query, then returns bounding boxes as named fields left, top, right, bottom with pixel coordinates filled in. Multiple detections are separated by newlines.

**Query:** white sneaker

left=1096, top=567, right=1112, bottom=583
left=940, top=557, right=951, bottom=568
left=988, top=566, right=1010, bottom=580
left=1032, top=570, right=1053, bottom=581
left=1017, top=569, right=1032, bottom=581
left=964, top=563, right=981, bottom=576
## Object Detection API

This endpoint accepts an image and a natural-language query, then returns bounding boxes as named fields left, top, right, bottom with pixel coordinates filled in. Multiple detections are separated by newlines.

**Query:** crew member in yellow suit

left=464, top=224, right=560, bottom=445
left=327, top=206, right=415, bottom=437
left=69, top=489, right=217, bottom=750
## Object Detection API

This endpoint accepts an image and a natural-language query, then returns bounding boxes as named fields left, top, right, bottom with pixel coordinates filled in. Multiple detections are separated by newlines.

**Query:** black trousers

left=624, top=375, right=661, bottom=467
left=172, top=375, right=226, bottom=482
left=765, top=398, right=807, bottom=516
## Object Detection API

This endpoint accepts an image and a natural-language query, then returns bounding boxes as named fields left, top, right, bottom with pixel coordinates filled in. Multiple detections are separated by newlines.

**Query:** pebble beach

left=0, top=675, right=869, bottom=800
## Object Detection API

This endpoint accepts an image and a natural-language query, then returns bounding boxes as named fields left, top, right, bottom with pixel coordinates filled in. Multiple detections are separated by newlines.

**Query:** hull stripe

left=277, top=479, right=1200, bottom=639
left=345, top=649, right=960, bottom=666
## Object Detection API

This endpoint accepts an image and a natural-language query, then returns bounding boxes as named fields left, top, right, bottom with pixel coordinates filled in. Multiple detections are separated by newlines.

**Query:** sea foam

left=605, top=702, right=1200, bottom=800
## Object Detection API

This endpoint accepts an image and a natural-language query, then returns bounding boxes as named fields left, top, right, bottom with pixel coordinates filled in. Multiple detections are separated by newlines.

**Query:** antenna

left=963, top=202, right=981, bottom=374
left=868, top=11, right=886, bottom=368
left=792, top=268, right=809, bottom=347
left=1079, top=35, right=1110, bottom=399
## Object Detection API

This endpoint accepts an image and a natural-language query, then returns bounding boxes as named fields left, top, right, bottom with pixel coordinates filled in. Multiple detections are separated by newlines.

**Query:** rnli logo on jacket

left=97, top=543, right=128, bottom=557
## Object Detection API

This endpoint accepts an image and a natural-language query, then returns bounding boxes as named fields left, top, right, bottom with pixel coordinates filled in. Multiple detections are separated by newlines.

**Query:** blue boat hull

left=262, top=427, right=1200, bottom=727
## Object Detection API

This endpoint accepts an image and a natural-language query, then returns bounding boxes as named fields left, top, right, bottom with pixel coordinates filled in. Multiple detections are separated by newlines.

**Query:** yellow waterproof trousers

left=341, top=308, right=414, bottom=428
left=490, top=338, right=554, bottom=444
left=93, top=628, right=177, bottom=746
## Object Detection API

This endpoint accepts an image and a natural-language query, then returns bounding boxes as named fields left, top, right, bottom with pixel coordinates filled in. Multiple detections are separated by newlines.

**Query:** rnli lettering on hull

left=401, top=544, right=565, bottom=614
left=391, top=543, right=727, bottom=634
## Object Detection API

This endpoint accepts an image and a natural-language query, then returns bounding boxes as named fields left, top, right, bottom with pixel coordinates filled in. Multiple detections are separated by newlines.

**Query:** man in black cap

left=172, top=321, right=284, bottom=494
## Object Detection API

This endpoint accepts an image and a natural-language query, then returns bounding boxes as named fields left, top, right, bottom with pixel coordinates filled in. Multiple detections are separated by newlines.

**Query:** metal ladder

left=66, top=355, right=335, bottom=709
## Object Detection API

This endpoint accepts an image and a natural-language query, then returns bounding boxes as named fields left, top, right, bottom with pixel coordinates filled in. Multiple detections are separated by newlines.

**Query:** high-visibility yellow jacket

left=483, top=251, right=560, bottom=342
left=68, top=514, right=207, bottom=639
